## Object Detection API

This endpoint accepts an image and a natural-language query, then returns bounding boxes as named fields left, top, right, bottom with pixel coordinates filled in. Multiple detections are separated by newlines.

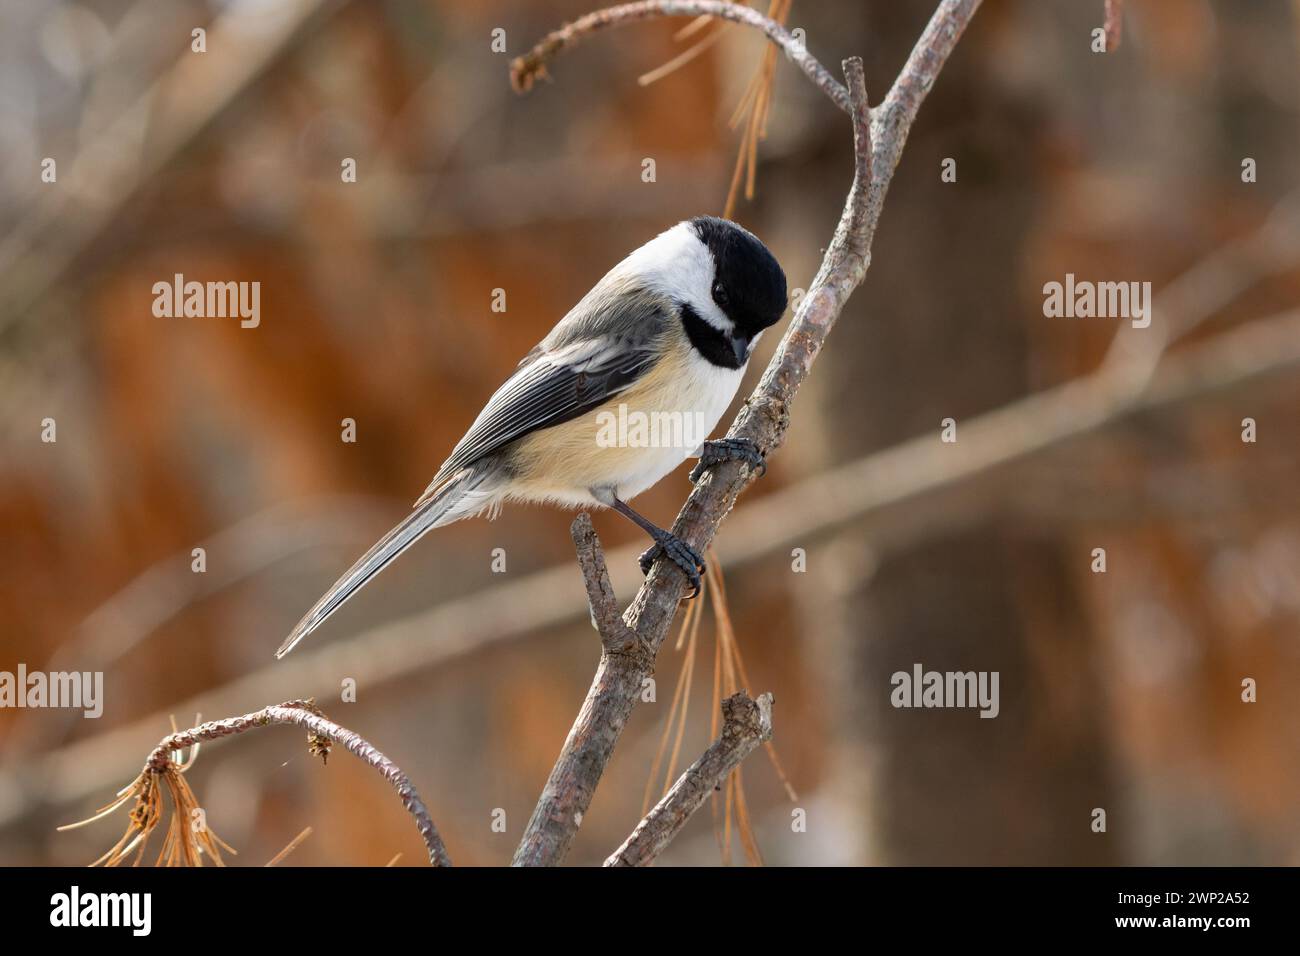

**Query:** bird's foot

left=689, top=437, right=767, bottom=484
left=638, top=531, right=706, bottom=598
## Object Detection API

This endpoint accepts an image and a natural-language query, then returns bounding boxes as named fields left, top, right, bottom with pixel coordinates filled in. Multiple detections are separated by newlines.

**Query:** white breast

left=504, top=341, right=746, bottom=508
left=607, top=347, right=744, bottom=501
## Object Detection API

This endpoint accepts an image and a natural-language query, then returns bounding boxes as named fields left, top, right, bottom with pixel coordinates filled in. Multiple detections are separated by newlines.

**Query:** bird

left=276, top=216, right=787, bottom=659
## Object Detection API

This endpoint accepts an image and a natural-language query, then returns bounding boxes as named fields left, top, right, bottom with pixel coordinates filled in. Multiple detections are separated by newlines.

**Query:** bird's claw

left=689, top=437, right=767, bottom=484
left=639, top=533, right=706, bottom=598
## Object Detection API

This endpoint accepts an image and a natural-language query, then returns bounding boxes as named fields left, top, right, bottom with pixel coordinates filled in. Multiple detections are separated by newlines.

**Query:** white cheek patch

left=692, top=294, right=733, bottom=334
left=621, top=222, right=732, bottom=333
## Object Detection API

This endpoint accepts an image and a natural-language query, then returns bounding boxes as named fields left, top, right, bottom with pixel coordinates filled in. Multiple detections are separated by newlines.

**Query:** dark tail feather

left=276, top=472, right=476, bottom=658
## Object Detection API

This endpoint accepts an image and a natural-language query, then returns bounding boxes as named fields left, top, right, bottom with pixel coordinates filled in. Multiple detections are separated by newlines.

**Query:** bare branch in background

left=605, top=691, right=773, bottom=867
left=0, top=0, right=341, bottom=339
left=1099, top=189, right=1300, bottom=391
left=4, top=497, right=390, bottom=758
left=511, top=0, right=983, bottom=866
left=712, top=307, right=1300, bottom=561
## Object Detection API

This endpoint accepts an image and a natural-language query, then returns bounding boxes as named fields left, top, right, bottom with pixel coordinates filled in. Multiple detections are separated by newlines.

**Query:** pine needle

left=633, top=1, right=791, bottom=219
left=660, top=594, right=705, bottom=797
left=62, top=734, right=236, bottom=867
left=734, top=765, right=764, bottom=866
left=722, top=0, right=790, bottom=218
left=642, top=549, right=797, bottom=865
left=674, top=14, right=714, bottom=42
left=710, top=561, right=799, bottom=802
left=638, top=26, right=727, bottom=86
left=641, top=586, right=706, bottom=816
left=265, top=827, right=313, bottom=866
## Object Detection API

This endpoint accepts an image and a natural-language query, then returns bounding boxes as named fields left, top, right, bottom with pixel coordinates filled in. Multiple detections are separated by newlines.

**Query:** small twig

left=605, top=692, right=773, bottom=866
left=637, top=22, right=727, bottom=86
left=145, top=699, right=452, bottom=867
left=571, top=514, right=638, bottom=652
left=264, top=826, right=313, bottom=866
left=510, top=0, right=852, bottom=112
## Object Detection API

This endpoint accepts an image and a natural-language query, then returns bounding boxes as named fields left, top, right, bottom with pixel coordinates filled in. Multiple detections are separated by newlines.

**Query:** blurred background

left=1, top=0, right=1298, bottom=866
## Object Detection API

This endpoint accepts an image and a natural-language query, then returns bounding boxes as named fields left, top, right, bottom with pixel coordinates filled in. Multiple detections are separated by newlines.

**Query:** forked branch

left=511, top=0, right=983, bottom=866
left=605, top=691, right=774, bottom=866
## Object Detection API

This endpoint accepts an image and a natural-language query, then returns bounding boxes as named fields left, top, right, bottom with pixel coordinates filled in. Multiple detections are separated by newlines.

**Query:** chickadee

left=277, top=216, right=787, bottom=658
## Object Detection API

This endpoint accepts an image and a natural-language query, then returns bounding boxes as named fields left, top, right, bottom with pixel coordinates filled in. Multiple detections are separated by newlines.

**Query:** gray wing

left=420, top=287, right=670, bottom=501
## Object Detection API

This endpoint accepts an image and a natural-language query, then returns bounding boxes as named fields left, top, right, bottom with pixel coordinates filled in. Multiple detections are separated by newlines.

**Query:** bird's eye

left=712, top=281, right=729, bottom=306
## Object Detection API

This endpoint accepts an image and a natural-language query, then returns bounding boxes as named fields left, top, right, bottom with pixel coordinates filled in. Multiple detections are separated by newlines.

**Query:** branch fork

left=571, top=513, right=645, bottom=658
left=605, top=691, right=774, bottom=867
left=511, top=0, right=982, bottom=866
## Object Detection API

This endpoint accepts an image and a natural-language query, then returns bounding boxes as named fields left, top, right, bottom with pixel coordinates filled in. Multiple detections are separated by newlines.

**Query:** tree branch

left=511, top=519, right=656, bottom=866
left=571, top=513, right=638, bottom=652
left=509, top=0, right=852, bottom=112
left=145, top=699, right=452, bottom=867
left=512, top=0, right=983, bottom=866
left=605, top=691, right=773, bottom=867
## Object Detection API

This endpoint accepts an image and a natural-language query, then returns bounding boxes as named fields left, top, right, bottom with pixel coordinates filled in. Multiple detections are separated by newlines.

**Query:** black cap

left=690, top=216, right=788, bottom=338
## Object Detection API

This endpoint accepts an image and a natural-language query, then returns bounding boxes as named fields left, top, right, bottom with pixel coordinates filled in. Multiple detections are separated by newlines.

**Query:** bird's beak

left=731, top=335, right=750, bottom=366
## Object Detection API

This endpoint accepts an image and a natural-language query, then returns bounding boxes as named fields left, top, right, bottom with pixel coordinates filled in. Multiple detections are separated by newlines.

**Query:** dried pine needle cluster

left=639, top=0, right=792, bottom=218
left=60, top=700, right=330, bottom=866
left=59, top=735, right=236, bottom=867
left=644, top=552, right=798, bottom=865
